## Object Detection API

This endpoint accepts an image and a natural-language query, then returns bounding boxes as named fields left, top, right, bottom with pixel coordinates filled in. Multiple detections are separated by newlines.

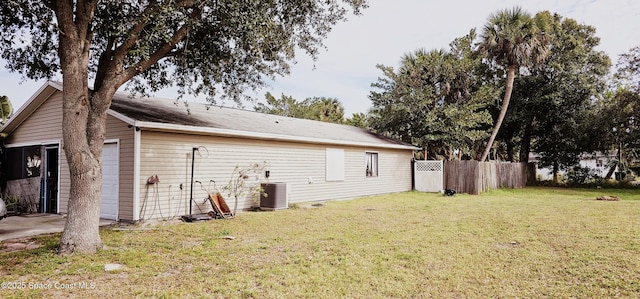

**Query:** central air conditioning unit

left=260, top=182, right=289, bottom=211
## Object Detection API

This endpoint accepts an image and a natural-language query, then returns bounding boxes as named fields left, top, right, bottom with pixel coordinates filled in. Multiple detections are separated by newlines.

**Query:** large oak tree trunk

left=58, top=60, right=107, bottom=254
left=58, top=84, right=112, bottom=254
left=58, top=82, right=115, bottom=254
left=56, top=0, right=111, bottom=254
left=480, top=65, right=516, bottom=162
left=57, top=66, right=115, bottom=254
left=58, top=150, right=103, bottom=254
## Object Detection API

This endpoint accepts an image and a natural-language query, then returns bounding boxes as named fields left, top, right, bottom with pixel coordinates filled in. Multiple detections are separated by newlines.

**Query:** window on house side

left=366, top=152, right=378, bottom=177
left=596, top=159, right=603, bottom=167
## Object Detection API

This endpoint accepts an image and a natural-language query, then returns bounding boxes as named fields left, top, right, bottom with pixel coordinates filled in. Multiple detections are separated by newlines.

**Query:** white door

left=101, top=143, right=119, bottom=220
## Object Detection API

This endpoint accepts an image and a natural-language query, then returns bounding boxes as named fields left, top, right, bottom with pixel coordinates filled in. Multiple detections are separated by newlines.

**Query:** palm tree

left=478, top=7, right=550, bottom=161
left=309, top=97, right=344, bottom=123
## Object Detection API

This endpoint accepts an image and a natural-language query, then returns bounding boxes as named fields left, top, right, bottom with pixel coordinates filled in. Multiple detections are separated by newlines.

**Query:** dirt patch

left=0, top=237, right=42, bottom=253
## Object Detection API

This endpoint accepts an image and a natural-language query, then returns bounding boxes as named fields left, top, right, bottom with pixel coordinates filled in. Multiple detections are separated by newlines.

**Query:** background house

left=1, top=81, right=417, bottom=222
left=529, top=152, right=619, bottom=181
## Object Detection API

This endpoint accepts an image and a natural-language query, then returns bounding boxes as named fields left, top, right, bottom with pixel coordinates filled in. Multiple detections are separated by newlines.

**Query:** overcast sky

left=1, top=0, right=639, bottom=116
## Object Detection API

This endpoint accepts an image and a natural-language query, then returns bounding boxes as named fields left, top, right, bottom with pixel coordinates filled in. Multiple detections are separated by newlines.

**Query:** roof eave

left=107, top=109, right=136, bottom=126
left=134, top=121, right=419, bottom=150
left=1, top=81, right=62, bottom=135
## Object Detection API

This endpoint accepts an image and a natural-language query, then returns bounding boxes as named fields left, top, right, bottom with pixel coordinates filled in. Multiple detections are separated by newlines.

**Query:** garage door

left=101, top=143, right=119, bottom=220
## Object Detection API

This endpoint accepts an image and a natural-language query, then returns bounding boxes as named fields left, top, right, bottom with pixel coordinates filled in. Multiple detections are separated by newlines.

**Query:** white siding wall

left=4, top=92, right=70, bottom=213
left=138, top=131, right=413, bottom=220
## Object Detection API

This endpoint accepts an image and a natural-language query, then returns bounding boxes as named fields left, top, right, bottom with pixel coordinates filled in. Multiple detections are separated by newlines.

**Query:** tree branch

left=111, top=0, right=200, bottom=65
left=94, top=35, right=116, bottom=90
left=53, top=0, right=76, bottom=42
left=110, top=1, right=161, bottom=64
left=117, top=6, right=202, bottom=86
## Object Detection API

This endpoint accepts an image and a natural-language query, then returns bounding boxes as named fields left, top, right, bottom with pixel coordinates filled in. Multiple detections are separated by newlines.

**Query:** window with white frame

left=365, top=152, right=378, bottom=177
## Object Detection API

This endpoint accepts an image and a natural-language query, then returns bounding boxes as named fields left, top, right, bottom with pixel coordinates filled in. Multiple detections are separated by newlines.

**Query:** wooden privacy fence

left=443, top=161, right=536, bottom=195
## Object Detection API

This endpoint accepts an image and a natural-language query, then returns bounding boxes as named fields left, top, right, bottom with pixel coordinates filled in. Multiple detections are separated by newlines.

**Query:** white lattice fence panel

left=414, top=160, right=444, bottom=192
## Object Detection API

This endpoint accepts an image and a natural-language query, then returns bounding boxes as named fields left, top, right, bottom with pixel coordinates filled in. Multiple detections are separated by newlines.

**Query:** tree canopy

left=526, top=14, right=610, bottom=178
left=255, top=92, right=346, bottom=124
left=616, top=46, right=640, bottom=92
left=369, top=30, right=494, bottom=160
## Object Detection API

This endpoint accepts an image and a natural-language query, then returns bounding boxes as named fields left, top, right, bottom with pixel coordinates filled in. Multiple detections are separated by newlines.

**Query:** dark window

left=4, top=146, right=42, bottom=180
left=5, top=148, right=22, bottom=180
left=596, top=159, right=603, bottom=168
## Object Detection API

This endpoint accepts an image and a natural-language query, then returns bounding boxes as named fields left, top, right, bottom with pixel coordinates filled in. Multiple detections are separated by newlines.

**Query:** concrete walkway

left=0, top=214, right=115, bottom=241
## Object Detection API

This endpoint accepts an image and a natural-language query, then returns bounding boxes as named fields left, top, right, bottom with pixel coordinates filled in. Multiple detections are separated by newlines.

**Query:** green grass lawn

left=1, top=187, right=639, bottom=298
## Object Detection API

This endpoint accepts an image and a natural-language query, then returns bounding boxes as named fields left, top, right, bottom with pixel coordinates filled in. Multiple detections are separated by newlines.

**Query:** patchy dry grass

left=1, top=187, right=639, bottom=298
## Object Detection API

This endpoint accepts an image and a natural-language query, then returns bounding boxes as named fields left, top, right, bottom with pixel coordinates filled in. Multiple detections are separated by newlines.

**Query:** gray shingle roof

left=110, top=92, right=415, bottom=149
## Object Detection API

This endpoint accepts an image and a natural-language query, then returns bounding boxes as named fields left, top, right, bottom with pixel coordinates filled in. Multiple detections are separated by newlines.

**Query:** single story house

left=529, top=152, right=619, bottom=181
left=1, top=81, right=417, bottom=222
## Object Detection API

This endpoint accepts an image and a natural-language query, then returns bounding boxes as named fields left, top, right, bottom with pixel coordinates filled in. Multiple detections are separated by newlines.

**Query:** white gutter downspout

left=132, top=126, right=142, bottom=222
